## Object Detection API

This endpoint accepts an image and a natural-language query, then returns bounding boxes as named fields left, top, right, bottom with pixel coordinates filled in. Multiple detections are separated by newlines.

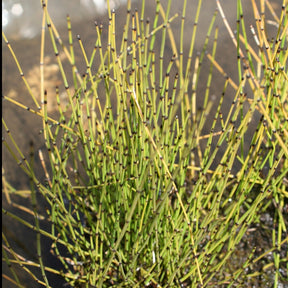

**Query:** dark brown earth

left=2, top=1, right=284, bottom=287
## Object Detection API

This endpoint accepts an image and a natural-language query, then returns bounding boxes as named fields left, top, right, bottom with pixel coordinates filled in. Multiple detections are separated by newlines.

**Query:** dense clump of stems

left=2, top=0, right=287, bottom=287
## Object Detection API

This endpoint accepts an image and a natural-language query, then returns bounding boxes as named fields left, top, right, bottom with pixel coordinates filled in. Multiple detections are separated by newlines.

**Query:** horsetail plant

left=2, top=0, right=287, bottom=287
